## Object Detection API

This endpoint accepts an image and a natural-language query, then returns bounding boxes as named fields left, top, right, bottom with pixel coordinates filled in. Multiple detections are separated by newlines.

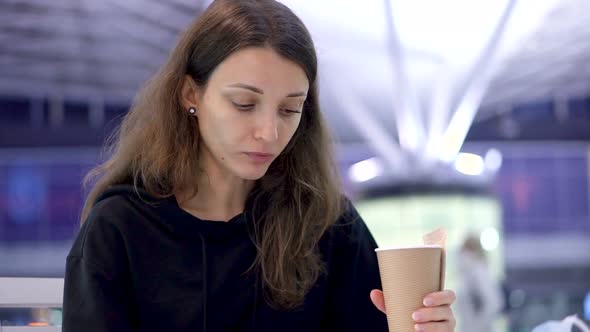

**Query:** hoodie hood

left=95, top=183, right=257, bottom=241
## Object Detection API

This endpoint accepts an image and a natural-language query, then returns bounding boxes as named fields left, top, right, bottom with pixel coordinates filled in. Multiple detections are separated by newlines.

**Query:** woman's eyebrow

left=226, top=83, right=306, bottom=98
left=227, top=83, right=263, bottom=94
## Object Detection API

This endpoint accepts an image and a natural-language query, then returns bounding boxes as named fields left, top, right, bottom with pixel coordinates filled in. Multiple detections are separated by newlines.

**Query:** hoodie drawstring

left=199, top=233, right=208, bottom=332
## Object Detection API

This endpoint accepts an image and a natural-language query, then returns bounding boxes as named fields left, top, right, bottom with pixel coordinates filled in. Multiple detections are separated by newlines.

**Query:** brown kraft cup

left=375, top=245, right=445, bottom=332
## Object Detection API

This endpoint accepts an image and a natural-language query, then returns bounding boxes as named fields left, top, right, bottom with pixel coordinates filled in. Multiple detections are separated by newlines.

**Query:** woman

left=62, top=0, right=456, bottom=331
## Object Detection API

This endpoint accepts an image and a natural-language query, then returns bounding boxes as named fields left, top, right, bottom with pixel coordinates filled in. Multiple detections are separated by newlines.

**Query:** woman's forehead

left=208, top=47, right=309, bottom=93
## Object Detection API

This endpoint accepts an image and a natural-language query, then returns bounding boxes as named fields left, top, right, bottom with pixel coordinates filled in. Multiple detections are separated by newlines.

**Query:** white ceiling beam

left=383, top=0, right=426, bottom=154
left=424, top=65, right=455, bottom=162
left=438, top=0, right=518, bottom=162
left=327, top=81, right=406, bottom=172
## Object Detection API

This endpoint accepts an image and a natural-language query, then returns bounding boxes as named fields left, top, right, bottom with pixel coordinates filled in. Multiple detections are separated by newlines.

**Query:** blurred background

left=0, top=0, right=589, bottom=330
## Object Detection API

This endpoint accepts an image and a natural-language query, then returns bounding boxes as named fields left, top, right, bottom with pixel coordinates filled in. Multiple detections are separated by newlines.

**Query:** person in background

left=455, top=234, right=503, bottom=332
left=61, top=0, right=457, bottom=331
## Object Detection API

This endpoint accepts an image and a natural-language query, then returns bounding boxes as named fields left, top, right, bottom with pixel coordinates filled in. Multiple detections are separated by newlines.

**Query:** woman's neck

left=176, top=152, right=255, bottom=222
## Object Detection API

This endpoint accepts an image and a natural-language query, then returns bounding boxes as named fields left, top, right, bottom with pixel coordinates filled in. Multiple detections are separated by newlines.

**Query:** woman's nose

left=254, top=112, right=279, bottom=142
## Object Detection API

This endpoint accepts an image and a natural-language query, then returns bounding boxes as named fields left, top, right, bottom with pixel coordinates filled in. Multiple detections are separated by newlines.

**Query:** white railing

left=1, top=328, right=61, bottom=332
left=0, top=278, right=63, bottom=332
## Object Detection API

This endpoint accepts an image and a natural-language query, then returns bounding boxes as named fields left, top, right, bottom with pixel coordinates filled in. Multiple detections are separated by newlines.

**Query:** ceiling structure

left=0, top=0, right=205, bottom=101
left=1, top=0, right=589, bottom=155
left=481, top=0, right=590, bottom=109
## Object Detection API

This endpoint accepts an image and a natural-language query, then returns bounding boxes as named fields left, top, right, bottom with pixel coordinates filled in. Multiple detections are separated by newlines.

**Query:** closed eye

left=232, top=102, right=255, bottom=111
left=281, top=109, right=302, bottom=115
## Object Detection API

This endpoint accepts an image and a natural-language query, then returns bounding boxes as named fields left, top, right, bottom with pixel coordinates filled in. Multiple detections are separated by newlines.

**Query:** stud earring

left=188, top=107, right=196, bottom=114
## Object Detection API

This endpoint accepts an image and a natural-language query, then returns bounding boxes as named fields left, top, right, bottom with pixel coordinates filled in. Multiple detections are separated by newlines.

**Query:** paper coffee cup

left=375, top=245, right=445, bottom=332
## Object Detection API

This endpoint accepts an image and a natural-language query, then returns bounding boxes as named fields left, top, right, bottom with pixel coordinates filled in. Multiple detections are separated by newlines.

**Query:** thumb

left=370, top=289, right=386, bottom=314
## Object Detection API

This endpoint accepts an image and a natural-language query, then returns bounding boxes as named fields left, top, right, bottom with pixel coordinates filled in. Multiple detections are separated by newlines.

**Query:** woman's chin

left=235, top=166, right=269, bottom=181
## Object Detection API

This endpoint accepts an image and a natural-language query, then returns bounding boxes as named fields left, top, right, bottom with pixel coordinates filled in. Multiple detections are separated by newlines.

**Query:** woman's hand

left=370, top=289, right=456, bottom=331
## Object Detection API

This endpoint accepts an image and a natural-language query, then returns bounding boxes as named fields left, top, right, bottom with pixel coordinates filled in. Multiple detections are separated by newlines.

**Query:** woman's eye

left=281, top=108, right=302, bottom=115
left=232, top=102, right=255, bottom=110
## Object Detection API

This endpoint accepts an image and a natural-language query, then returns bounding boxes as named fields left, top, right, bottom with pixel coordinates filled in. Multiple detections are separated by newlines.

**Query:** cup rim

left=374, top=244, right=443, bottom=252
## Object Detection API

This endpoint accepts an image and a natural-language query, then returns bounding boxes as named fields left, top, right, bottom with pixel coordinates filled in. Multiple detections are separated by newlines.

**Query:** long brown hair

left=81, top=0, right=343, bottom=309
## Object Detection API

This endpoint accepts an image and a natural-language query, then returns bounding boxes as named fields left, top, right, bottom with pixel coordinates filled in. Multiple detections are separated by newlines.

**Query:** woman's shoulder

left=90, top=192, right=133, bottom=215
left=70, top=185, right=150, bottom=260
left=86, top=183, right=159, bottom=222
left=331, top=196, right=364, bottom=228
left=325, top=196, right=373, bottom=243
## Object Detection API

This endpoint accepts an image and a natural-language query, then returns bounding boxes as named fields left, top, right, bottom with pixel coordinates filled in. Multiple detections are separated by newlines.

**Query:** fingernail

left=415, top=324, right=424, bottom=331
left=423, top=298, right=433, bottom=306
left=412, top=312, right=422, bottom=321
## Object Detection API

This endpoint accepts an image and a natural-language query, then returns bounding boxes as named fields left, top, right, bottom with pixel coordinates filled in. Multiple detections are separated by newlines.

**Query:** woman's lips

left=244, top=152, right=274, bottom=163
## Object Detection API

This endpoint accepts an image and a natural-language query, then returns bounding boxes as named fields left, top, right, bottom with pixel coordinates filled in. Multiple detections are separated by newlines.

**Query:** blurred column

left=48, top=96, right=64, bottom=128
left=30, top=96, right=44, bottom=129
left=89, top=97, right=105, bottom=128
left=553, top=94, right=569, bottom=124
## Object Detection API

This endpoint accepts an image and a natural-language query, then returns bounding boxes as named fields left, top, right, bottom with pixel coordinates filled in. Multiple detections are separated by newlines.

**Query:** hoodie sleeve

left=62, top=197, right=138, bottom=332
left=319, top=199, right=388, bottom=332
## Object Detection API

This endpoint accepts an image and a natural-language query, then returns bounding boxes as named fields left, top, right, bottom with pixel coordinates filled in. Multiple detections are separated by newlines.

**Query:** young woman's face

left=191, top=47, right=309, bottom=180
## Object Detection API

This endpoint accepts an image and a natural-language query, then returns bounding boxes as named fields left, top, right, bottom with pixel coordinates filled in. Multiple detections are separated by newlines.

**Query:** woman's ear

left=181, top=75, right=202, bottom=111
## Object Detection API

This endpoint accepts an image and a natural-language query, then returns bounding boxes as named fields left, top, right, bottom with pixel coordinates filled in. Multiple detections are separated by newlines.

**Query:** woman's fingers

left=414, top=320, right=456, bottom=332
left=412, top=305, right=454, bottom=323
left=370, top=288, right=457, bottom=332
left=423, top=289, right=456, bottom=307
left=369, top=289, right=386, bottom=313
left=415, top=290, right=457, bottom=331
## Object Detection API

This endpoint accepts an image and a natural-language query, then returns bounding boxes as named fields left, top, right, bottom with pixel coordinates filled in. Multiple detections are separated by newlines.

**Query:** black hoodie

left=62, top=184, right=388, bottom=332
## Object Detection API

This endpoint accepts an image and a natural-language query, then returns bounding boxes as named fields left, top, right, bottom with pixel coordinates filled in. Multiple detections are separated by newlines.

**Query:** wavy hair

left=81, top=0, right=343, bottom=309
